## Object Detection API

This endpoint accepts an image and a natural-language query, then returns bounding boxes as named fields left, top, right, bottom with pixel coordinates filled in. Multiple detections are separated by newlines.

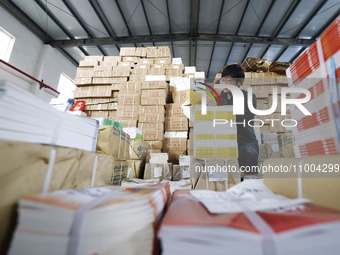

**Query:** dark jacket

left=219, top=89, right=258, bottom=145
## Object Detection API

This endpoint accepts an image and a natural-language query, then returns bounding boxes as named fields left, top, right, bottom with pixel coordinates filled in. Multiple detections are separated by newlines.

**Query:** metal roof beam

left=61, top=0, right=107, bottom=55
left=140, top=0, right=154, bottom=46
left=165, top=0, right=175, bottom=57
left=207, top=0, right=225, bottom=77
left=270, top=0, right=302, bottom=40
left=50, top=34, right=315, bottom=47
left=0, top=0, right=79, bottom=65
left=225, top=0, right=250, bottom=65
left=190, top=0, right=200, bottom=66
left=88, top=0, right=120, bottom=51
left=34, top=0, right=89, bottom=56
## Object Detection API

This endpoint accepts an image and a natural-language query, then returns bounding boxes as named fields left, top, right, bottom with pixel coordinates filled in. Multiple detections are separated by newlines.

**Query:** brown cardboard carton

left=172, top=165, right=190, bottom=181
left=116, top=119, right=137, bottom=128
left=118, top=94, right=141, bottom=106
left=116, top=106, right=139, bottom=120
left=165, top=116, right=188, bottom=131
left=102, top=56, right=121, bottom=64
left=74, top=77, right=92, bottom=86
left=148, top=68, right=166, bottom=75
left=129, top=75, right=146, bottom=82
left=141, top=89, right=167, bottom=98
left=166, top=104, right=186, bottom=117
left=76, top=68, right=93, bottom=78
left=263, top=156, right=340, bottom=211
left=79, top=60, right=99, bottom=67
left=146, top=47, right=158, bottom=58
left=111, top=83, right=120, bottom=91
left=138, top=59, right=154, bottom=65
left=155, top=58, right=171, bottom=65
left=165, top=69, right=183, bottom=76
left=146, top=140, right=163, bottom=150
left=111, top=160, right=128, bottom=185
left=118, top=62, right=135, bottom=68
left=190, top=158, right=241, bottom=191
left=93, top=66, right=130, bottom=77
left=127, top=159, right=144, bottom=179
left=74, top=86, right=112, bottom=98
left=143, top=130, right=164, bottom=141
left=157, top=46, right=171, bottom=58
left=92, top=77, right=128, bottom=84
left=108, top=111, right=117, bottom=120
left=138, top=105, right=165, bottom=115
left=163, top=138, right=187, bottom=151
left=144, top=163, right=172, bottom=180
left=135, top=47, right=147, bottom=57
left=94, top=66, right=114, bottom=72
left=145, top=149, right=162, bottom=163
left=141, top=96, right=166, bottom=105
left=139, top=112, right=165, bottom=123
left=277, top=132, right=295, bottom=158
left=119, top=82, right=142, bottom=94
left=122, top=56, right=139, bottom=63
left=131, top=68, right=148, bottom=75
left=168, top=64, right=184, bottom=70
left=167, top=150, right=186, bottom=164
left=96, top=125, right=130, bottom=160
left=129, top=139, right=148, bottom=160
left=138, top=122, right=164, bottom=131
left=119, top=47, right=136, bottom=57
left=142, top=81, right=168, bottom=89
left=172, top=90, right=189, bottom=104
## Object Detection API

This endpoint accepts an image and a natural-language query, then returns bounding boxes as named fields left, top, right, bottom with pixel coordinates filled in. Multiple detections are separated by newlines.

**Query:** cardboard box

left=141, top=96, right=166, bottom=105
left=116, top=119, right=137, bottom=128
left=138, top=122, right=164, bottom=131
left=122, top=56, right=139, bottom=63
left=166, top=104, right=186, bottom=117
left=144, top=163, right=172, bottom=180
left=96, top=125, right=130, bottom=160
left=165, top=69, right=183, bottom=76
left=119, top=47, right=136, bottom=57
left=157, top=46, right=171, bottom=57
left=94, top=66, right=114, bottom=72
left=74, top=77, right=92, bottom=86
left=111, top=83, right=120, bottom=91
left=92, top=77, right=128, bottom=84
left=111, top=160, right=128, bottom=185
left=139, top=112, right=165, bottom=123
left=172, top=90, right=189, bottom=105
left=118, top=62, right=135, bottom=68
left=163, top=138, right=187, bottom=151
left=127, top=159, right=144, bottom=179
left=119, top=82, right=142, bottom=94
left=108, top=111, right=117, bottom=120
left=138, top=59, right=154, bottom=65
left=155, top=58, right=171, bottom=65
left=148, top=68, right=166, bottom=75
left=129, top=75, right=146, bottom=82
left=88, top=111, right=109, bottom=118
left=141, top=89, right=167, bottom=98
left=146, top=140, right=163, bottom=150
left=143, top=130, right=164, bottom=141
left=76, top=68, right=93, bottom=78
left=167, top=150, right=186, bottom=164
left=93, top=66, right=130, bottom=77
left=74, top=86, right=112, bottom=98
left=168, top=64, right=184, bottom=70
left=129, top=139, right=148, bottom=160
left=131, top=68, right=148, bottom=75
left=118, top=94, right=141, bottom=106
left=135, top=47, right=147, bottom=57
left=139, top=105, right=165, bottom=115
left=79, top=60, right=99, bottom=67
left=102, top=56, right=121, bottom=64
left=116, top=106, right=139, bottom=120
left=277, top=132, right=295, bottom=158
left=190, top=158, right=241, bottom=191
left=263, top=156, right=340, bottom=211
left=142, top=81, right=168, bottom=89
left=165, top=116, right=188, bottom=131
left=172, top=165, right=190, bottom=181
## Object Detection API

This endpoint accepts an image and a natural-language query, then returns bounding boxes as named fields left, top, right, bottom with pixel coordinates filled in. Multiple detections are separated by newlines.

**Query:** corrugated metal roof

left=2, top=0, right=339, bottom=78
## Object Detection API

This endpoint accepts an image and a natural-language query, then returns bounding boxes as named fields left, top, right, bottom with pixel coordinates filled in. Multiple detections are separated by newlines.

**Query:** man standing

left=217, top=64, right=259, bottom=174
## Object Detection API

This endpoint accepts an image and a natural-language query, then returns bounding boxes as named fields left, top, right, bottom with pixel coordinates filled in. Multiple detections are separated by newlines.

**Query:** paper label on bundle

left=208, top=170, right=228, bottom=182
left=182, top=167, right=190, bottom=179
left=127, top=167, right=132, bottom=178
left=154, top=167, right=163, bottom=178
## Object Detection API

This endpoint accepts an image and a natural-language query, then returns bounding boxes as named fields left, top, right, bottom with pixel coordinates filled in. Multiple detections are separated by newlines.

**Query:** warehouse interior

left=1, top=0, right=340, bottom=254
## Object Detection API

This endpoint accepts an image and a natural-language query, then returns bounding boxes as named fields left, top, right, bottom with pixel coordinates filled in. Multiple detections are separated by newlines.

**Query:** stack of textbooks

left=9, top=183, right=170, bottom=255
left=159, top=180, right=340, bottom=255
left=286, top=16, right=340, bottom=157
left=0, top=82, right=99, bottom=152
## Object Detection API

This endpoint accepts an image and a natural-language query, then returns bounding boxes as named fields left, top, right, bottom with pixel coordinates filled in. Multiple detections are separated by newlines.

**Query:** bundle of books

left=159, top=180, right=340, bottom=255
left=286, top=16, right=340, bottom=157
left=0, top=82, right=99, bottom=152
left=9, top=183, right=170, bottom=255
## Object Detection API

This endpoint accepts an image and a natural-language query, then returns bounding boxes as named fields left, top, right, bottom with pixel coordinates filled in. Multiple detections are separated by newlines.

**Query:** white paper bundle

left=0, top=81, right=99, bottom=152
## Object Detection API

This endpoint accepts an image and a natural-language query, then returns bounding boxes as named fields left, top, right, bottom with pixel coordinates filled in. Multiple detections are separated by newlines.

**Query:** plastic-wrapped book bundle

left=9, top=183, right=170, bottom=255
left=159, top=180, right=340, bottom=255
